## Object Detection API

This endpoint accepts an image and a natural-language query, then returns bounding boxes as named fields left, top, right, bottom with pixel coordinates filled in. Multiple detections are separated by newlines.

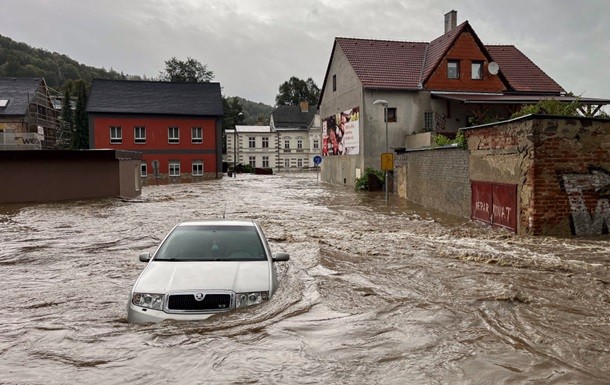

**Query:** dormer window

left=0, top=99, right=9, bottom=107
left=447, top=60, right=460, bottom=79
left=471, top=61, right=483, bottom=80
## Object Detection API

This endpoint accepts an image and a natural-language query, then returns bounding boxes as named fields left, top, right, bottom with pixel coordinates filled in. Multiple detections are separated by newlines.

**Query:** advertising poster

left=322, top=106, right=359, bottom=156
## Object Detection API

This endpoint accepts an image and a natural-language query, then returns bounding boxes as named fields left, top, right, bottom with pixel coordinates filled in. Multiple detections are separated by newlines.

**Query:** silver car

left=127, top=219, right=289, bottom=324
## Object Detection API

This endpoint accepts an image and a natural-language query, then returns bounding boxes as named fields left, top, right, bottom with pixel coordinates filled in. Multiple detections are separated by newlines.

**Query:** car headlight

left=132, top=293, right=164, bottom=310
left=235, top=291, right=269, bottom=308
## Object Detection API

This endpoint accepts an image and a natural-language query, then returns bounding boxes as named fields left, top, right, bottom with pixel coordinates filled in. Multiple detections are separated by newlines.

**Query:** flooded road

left=1, top=173, right=609, bottom=384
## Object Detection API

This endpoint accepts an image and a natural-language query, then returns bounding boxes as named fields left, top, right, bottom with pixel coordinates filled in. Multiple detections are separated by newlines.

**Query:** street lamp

left=373, top=99, right=389, bottom=203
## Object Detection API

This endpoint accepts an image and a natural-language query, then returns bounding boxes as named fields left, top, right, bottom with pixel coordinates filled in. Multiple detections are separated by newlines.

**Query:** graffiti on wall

left=322, top=107, right=359, bottom=156
left=562, top=168, right=610, bottom=236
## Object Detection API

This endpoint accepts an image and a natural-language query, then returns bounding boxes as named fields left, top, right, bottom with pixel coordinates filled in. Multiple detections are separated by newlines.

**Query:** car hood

left=134, top=261, right=271, bottom=293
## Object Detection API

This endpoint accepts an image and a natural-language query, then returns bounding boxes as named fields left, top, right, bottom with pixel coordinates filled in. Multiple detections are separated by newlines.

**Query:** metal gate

left=471, top=181, right=517, bottom=232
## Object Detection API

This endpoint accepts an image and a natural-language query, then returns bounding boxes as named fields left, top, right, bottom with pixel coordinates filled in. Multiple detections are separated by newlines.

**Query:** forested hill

left=0, top=34, right=272, bottom=123
left=0, top=34, right=145, bottom=92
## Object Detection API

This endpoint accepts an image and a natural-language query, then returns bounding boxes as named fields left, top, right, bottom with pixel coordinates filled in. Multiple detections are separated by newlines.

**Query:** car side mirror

left=272, top=252, right=290, bottom=262
left=139, top=252, right=151, bottom=262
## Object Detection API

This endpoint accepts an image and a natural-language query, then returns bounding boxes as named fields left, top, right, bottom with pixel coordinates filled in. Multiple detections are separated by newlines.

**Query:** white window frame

left=168, top=127, right=180, bottom=144
left=248, top=156, right=256, bottom=167
left=249, top=137, right=256, bottom=148
left=110, top=126, right=122, bottom=144
left=262, top=156, right=269, bottom=168
left=134, top=126, right=146, bottom=144
left=447, top=60, right=460, bottom=79
left=297, top=158, right=303, bottom=168
left=297, top=139, right=303, bottom=149
left=313, top=139, right=319, bottom=149
left=471, top=61, right=483, bottom=80
left=262, top=137, right=269, bottom=148
left=192, top=160, right=203, bottom=176
left=284, top=159, right=290, bottom=168
left=140, top=162, right=147, bottom=177
left=191, top=127, right=203, bottom=144
left=169, top=161, right=180, bottom=176
left=284, top=140, right=290, bottom=149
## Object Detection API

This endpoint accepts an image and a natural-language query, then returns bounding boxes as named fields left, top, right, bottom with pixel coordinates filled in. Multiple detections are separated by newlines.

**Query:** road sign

left=381, top=153, right=394, bottom=171
left=313, top=155, right=322, bottom=165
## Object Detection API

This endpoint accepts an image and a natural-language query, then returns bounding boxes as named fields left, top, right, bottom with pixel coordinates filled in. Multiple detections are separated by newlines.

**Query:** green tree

left=275, top=76, right=320, bottom=106
left=59, top=88, right=73, bottom=149
left=511, top=98, right=580, bottom=119
left=158, top=57, right=214, bottom=83
left=71, top=82, right=89, bottom=149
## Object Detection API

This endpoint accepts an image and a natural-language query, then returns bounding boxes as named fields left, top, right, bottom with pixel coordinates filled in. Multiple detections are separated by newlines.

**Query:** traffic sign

left=313, top=155, right=322, bottom=165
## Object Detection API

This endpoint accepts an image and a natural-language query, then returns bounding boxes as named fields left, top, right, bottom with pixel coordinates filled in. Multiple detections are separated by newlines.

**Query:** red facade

left=91, top=115, right=220, bottom=181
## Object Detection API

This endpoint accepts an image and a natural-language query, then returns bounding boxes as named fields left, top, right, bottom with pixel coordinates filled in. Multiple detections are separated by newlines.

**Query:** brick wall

left=395, top=146, right=470, bottom=218
left=466, top=116, right=610, bottom=236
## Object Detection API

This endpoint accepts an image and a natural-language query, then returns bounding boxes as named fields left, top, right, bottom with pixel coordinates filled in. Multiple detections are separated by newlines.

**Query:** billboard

left=322, top=107, right=359, bottom=156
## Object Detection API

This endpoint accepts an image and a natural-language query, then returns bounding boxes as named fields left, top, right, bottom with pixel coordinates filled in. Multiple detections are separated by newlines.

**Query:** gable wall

left=425, top=32, right=505, bottom=92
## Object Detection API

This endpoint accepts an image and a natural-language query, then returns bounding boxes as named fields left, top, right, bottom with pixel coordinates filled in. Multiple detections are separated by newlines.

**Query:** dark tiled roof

left=336, top=37, right=427, bottom=89
left=272, top=105, right=317, bottom=129
left=87, top=79, right=224, bottom=116
left=486, top=45, right=564, bottom=93
left=0, top=77, right=43, bottom=116
left=328, top=23, right=563, bottom=95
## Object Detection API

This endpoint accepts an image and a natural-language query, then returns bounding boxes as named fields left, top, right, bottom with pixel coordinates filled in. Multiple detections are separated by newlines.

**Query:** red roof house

left=318, top=10, right=609, bottom=186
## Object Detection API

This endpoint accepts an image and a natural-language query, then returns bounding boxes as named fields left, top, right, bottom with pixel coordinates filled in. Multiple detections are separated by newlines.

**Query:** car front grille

left=167, top=293, right=232, bottom=312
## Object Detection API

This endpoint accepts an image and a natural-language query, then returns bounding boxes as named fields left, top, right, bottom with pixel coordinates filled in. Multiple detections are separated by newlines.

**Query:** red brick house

left=318, top=10, right=609, bottom=187
left=87, top=79, right=224, bottom=183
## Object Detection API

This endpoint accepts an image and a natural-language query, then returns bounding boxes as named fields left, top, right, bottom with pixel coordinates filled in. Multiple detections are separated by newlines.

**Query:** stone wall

left=465, top=116, right=610, bottom=236
left=394, top=146, right=470, bottom=218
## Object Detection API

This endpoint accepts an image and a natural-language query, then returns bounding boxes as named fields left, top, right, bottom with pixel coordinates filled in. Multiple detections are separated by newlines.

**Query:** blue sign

left=313, top=156, right=322, bottom=165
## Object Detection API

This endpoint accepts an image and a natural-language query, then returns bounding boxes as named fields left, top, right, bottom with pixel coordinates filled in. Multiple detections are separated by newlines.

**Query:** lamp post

left=373, top=99, right=389, bottom=204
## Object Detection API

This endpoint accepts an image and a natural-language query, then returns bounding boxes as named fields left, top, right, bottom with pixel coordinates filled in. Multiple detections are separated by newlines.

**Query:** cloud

left=1, top=0, right=608, bottom=106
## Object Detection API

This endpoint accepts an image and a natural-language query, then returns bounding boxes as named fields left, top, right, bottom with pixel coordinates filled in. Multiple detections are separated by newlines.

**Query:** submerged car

left=127, top=219, right=289, bottom=324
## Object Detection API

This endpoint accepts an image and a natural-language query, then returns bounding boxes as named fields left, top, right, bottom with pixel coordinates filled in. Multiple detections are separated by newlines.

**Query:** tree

left=275, top=76, right=320, bottom=106
left=158, top=57, right=214, bottom=83
left=71, top=82, right=89, bottom=149
left=59, top=88, right=73, bottom=149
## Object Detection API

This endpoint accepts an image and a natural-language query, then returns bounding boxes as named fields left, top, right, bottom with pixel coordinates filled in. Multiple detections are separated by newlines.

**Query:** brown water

left=1, top=173, right=609, bottom=384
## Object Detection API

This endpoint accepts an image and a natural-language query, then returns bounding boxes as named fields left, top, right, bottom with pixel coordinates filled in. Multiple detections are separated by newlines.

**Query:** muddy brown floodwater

left=0, top=173, right=609, bottom=384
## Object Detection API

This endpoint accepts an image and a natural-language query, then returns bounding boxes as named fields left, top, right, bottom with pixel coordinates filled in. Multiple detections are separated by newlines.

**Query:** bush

left=355, top=167, right=384, bottom=191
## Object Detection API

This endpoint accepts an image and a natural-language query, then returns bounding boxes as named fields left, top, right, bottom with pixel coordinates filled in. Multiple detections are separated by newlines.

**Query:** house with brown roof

left=318, top=11, right=609, bottom=186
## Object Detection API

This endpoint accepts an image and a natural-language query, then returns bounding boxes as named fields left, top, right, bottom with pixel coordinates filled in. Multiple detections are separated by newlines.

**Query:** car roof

left=176, top=219, right=257, bottom=227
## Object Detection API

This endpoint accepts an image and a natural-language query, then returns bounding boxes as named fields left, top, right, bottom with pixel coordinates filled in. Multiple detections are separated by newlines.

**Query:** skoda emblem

left=194, top=293, right=205, bottom=301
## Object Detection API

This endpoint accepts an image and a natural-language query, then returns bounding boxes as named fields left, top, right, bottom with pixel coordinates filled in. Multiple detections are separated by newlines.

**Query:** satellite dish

left=488, top=61, right=500, bottom=75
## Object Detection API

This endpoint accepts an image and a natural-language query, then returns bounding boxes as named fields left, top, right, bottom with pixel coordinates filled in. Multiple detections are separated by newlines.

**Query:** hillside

left=0, top=34, right=272, bottom=124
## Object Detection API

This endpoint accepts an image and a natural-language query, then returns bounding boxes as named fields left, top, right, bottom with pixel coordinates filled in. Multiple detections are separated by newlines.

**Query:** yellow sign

left=381, top=152, right=394, bottom=171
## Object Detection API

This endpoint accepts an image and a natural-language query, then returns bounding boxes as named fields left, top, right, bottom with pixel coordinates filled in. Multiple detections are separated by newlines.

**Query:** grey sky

left=2, top=0, right=608, bottom=106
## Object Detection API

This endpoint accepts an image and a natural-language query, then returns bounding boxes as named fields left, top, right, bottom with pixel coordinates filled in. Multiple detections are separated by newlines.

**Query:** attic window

left=447, top=60, right=460, bottom=79
left=471, top=61, right=483, bottom=80
left=0, top=99, right=9, bottom=107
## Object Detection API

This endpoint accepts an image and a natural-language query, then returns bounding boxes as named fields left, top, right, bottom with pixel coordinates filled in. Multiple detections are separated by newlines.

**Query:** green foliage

left=158, top=57, right=214, bottom=83
left=230, top=96, right=273, bottom=125
left=354, top=167, right=384, bottom=191
left=511, top=98, right=580, bottom=119
left=275, top=76, right=320, bottom=107
left=433, top=130, right=466, bottom=148
left=71, top=83, right=89, bottom=149
left=0, top=34, right=147, bottom=92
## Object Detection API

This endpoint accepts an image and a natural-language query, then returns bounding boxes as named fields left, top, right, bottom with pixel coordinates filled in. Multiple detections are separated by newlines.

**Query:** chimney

left=300, top=100, right=309, bottom=113
left=444, top=10, right=457, bottom=33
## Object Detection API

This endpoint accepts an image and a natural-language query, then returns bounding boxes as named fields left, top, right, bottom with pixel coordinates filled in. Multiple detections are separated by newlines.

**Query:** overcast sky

left=2, top=0, right=608, bottom=106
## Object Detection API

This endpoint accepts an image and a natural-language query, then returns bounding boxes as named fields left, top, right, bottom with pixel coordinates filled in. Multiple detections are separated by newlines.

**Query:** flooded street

left=1, top=173, right=609, bottom=384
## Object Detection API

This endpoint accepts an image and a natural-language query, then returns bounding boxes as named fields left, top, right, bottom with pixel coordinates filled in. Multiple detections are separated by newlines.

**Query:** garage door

left=471, top=181, right=517, bottom=232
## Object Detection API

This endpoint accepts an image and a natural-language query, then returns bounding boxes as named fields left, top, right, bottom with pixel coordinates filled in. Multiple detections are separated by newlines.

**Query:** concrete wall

left=394, top=146, right=470, bottom=218
left=0, top=150, right=142, bottom=203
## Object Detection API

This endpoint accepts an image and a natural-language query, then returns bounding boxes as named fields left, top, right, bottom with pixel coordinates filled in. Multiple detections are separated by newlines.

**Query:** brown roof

left=336, top=38, right=427, bottom=90
left=486, top=45, right=564, bottom=93
left=327, top=23, right=564, bottom=96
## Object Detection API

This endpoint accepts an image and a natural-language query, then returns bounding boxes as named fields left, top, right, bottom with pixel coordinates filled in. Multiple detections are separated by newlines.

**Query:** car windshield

left=154, top=225, right=267, bottom=262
